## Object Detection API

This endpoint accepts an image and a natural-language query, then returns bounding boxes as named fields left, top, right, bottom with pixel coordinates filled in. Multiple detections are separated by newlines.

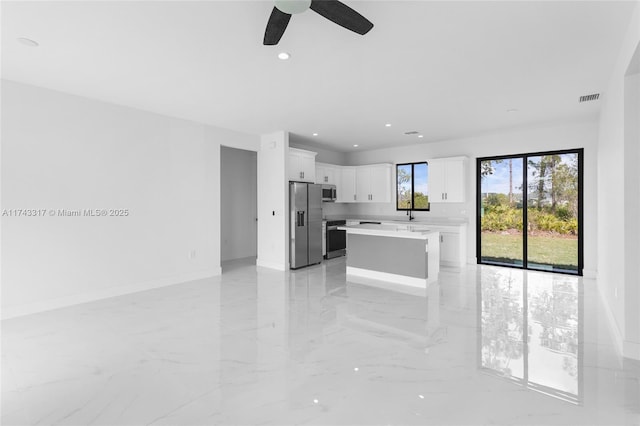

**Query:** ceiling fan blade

left=264, top=7, right=292, bottom=45
left=309, top=0, right=373, bottom=35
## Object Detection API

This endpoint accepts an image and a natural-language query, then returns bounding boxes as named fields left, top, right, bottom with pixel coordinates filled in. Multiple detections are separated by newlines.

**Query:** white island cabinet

left=339, top=223, right=440, bottom=288
left=368, top=219, right=467, bottom=268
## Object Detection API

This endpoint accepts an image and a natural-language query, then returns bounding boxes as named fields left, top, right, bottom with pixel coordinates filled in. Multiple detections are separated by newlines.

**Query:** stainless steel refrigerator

left=290, top=182, right=323, bottom=269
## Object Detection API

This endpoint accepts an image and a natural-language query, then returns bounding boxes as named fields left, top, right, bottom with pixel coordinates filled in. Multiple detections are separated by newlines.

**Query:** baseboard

left=595, top=280, right=624, bottom=359
left=624, top=340, right=640, bottom=361
left=1, top=268, right=221, bottom=320
left=256, top=258, right=287, bottom=271
left=346, top=266, right=427, bottom=288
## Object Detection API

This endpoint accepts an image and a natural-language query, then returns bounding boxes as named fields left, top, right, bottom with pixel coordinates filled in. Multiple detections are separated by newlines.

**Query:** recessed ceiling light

left=17, top=37, right=39, bottom=47
left=312, top=133, right=318, bottom=136
left=385, top=123, right=392, bottom=127
left=507, top=108, right=518, bottom=113
left=278, top=52, right=290, bottom=60
left=418, top=135, right=424, bottom=138
left=353, top=144, right=359, bottom=147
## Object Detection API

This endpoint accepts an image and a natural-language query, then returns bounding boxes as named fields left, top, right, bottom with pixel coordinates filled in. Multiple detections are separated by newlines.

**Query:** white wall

left=345, top=120, right=598, bottom=272
left=220, top=146, right=257, bottom=262
left=597, top=2, right=640, bottom=360
left=0, top=80, right=258, bottom=319
left=289, top=138, right=347, bottom=165
left=624, top=72, right=640, bottom=358
left=257, top=131, right=289, bottom=270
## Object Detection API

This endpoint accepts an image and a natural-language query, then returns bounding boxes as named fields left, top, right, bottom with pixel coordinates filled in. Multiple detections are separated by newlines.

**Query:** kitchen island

left=338, top=223, right=440, bottom=288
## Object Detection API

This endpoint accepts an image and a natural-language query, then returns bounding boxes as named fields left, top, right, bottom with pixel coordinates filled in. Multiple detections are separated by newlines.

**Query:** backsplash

left=322, top=200, right=470, bottom=221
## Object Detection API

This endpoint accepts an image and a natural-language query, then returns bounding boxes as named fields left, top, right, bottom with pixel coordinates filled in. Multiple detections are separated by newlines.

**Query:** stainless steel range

left=325, top=219, right=346, bottom=259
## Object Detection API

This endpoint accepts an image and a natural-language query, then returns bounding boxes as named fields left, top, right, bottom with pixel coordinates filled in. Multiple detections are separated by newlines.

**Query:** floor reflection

left=4, top=257, right=637, bottom=425
left=286, top=260, right=444, bottom=355
left=479, top=267, right=582, bottom=404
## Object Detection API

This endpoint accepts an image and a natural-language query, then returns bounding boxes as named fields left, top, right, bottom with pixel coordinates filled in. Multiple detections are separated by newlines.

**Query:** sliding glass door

left=477, top=149, right=583, bottom=275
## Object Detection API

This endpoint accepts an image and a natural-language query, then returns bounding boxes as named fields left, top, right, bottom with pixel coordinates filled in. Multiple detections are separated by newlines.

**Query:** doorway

left=220, top=146, right=257, bottom=269
left=477, top=149, right=583, bottom=275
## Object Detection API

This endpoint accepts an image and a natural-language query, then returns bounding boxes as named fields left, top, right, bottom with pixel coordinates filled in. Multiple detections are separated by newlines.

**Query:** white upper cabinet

left=289, top=148, right=317, bottom=183
left=369, top=164, right=392, bottom=202
left=338, top=167, right=357, bottom=202
left=356, top=164, right=392, bottom=203
left=428, top=157, right=467, bottom=203
left=315, top=162, right=340, bottom=185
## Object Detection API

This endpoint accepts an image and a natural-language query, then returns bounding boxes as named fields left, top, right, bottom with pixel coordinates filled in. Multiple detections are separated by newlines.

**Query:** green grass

left=481, top=232, right=578, bottom=270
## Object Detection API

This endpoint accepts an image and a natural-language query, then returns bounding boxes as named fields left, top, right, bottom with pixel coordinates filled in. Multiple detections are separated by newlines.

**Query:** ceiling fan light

left=275, top=0, right=311, bottom=15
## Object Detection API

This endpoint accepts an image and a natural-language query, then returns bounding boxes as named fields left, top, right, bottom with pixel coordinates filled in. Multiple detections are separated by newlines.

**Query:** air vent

left=404, top=131, right=420, bottom=135
left=579, top=93, right=600, bottom=103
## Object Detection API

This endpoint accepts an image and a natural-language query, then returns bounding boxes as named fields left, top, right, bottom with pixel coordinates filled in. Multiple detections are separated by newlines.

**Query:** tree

left=481, top=159, right=503, bottom=178
left=528, top=155, right=561, bottom=210
left=509, top=159, right=513, bottom=205
left=397, top=167, right=412, bottom=209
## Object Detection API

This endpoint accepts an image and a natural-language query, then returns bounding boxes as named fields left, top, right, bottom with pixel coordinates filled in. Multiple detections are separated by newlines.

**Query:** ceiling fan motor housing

left=275, top=0, right=311, bottom=15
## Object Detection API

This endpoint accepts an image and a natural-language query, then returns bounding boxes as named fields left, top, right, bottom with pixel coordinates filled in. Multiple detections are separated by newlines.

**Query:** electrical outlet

left=189, top=250, right=196, bottom=260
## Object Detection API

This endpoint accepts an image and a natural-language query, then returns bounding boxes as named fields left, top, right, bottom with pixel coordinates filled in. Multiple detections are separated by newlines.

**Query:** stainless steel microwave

left=321, top=184, right=336, bottom=202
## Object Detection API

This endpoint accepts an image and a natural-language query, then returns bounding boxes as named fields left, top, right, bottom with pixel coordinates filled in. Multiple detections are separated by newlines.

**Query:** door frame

left=476, top=148, right=584, bottom=276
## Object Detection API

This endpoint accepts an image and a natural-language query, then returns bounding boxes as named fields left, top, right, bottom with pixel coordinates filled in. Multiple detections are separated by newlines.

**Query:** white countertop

left=325, top=215, right=468, bottom=226
left=338, top=223, right=439, bottom=240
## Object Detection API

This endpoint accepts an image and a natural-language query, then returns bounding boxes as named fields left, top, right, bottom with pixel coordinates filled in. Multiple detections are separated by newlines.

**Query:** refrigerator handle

left=296, top=211, right=306, bottom=227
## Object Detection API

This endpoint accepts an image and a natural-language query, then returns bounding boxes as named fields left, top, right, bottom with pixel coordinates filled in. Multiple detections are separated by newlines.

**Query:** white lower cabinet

left=428, top=225, right=467, bottom=267
left=439, top=232, right=460, bottom=266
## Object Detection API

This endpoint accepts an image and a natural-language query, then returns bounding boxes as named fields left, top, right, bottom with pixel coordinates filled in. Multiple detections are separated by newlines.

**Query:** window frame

left=475, top=148, right=584, bottom=276
left=396, top=162, right=430, bottom=211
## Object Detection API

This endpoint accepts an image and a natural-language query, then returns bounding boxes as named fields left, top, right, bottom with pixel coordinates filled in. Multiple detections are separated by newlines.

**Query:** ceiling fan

left=264, top=0, right=374, bottom=45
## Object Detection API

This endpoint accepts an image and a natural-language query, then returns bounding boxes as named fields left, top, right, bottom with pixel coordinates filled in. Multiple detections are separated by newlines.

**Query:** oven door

left=326, top=226, right=346, bottom=258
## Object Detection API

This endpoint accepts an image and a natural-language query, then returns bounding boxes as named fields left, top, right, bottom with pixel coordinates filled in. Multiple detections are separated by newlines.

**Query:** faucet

left=407, top=210, right=415, bottom=221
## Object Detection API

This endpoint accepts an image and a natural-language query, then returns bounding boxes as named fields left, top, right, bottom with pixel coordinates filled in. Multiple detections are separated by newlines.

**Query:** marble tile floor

left=2, top=257, right=639, bottom=425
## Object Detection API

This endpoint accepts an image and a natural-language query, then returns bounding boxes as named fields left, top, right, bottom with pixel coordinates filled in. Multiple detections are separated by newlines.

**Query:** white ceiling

left=2, top=1, right=636, bottom=152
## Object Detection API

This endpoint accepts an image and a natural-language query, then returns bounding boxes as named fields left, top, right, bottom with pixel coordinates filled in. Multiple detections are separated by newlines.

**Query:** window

left=476, top=149, right=583, bottom=275
left=396, top=162, right=429, bottom=211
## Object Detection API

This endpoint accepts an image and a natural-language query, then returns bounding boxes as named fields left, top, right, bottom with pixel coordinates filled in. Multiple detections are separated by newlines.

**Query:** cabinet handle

left=445, top=192, right=448, bottom=200
left=354, top=194, right=356, bottom=201
left=440, top=235, right=443, bottom=243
